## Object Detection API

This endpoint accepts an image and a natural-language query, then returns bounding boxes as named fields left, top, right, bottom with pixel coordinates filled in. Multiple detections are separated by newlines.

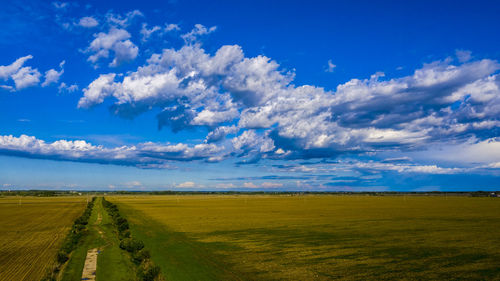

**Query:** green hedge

left=102, top=197, right=162, bottom=281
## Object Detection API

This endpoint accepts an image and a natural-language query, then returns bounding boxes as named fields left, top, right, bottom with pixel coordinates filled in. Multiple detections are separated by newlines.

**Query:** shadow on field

left=117, top=205, right=246, bottom=281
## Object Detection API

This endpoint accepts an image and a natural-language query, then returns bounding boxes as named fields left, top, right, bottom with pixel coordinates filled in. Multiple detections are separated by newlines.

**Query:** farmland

left=110, top=195, right=500, bottom=280
left=0, top=196, right=86, bottom=281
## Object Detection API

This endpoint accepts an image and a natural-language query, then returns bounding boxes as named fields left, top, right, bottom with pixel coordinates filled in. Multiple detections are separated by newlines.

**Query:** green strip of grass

left=96, top=198, right=135, bottom=281
left=61, top=197, right=134, bottom=281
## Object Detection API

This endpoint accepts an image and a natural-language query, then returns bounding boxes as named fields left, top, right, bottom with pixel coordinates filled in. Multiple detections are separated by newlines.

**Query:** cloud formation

left=86, top=28, right=139, bottom=67
left=177, top=181, right=196, bottom=188
left=1, top=56, right=69, bottom=91
left=164, top=23, right=180, bottom=32
left=78, top=16, right=99, bottom=28
left=58, top=82, right=79, bottom=93
left=140, top=23, right=161, bottom=42
left=106, top=10, right=143, bottom=27
left=42, top=61, right=65, bottom=87
left=326, top=59, right=336, bottom=72
left=78, top=42, right=500, bottom=166
left=0, top=55, right=43, bottom=91
left=181, top=24, right=216, bottom=43
left=140, top=22, right=181, bottom=42
left=0, top=134, right=226, bottom=168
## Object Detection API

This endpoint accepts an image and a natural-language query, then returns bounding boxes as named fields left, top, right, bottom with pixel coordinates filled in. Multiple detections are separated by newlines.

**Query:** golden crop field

left=111, top=195, right=500, bottom=280
left=0, top=196, right=86, bottom=281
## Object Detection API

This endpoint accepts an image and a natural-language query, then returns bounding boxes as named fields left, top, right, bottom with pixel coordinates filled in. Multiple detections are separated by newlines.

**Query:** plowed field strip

left=0, top=197, right=86, bottom=281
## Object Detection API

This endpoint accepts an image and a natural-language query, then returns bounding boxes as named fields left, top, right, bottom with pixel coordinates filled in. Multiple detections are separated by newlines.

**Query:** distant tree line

left=0, top=190, right=64, bottom=197
left=1, top=189, right=498, bottom=197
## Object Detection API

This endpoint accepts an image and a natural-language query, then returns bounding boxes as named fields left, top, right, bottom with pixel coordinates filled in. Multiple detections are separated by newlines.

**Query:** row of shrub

left=102, top=197, right=162, bottom=281
left=42, top=197, right=96, bottom=281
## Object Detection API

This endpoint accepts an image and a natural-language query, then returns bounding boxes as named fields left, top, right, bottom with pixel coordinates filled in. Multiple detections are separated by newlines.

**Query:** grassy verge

left=59, top=197, right=134, bottom=281
left=102, top=197, right=162, bottom=281
left=96, top=197, right=135, bottom=281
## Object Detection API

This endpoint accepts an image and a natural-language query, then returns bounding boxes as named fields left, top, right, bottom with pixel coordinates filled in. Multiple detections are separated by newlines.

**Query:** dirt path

left=82, top=204, right=102, bottom=280
left=81, top=248, right=98, bottom=281
left=96, top=213, right=104, bottom=238
left=74, top=198, right=133, bottom=281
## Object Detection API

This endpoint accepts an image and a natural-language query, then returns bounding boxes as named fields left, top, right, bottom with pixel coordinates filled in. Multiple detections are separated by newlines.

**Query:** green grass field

left=109, top=195, right=500, bottom=280
left=0, top=197, right=86, bottom=281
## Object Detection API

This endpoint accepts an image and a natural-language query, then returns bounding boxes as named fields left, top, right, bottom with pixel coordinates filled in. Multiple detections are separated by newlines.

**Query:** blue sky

left=1, top=0, right=500, bottom=191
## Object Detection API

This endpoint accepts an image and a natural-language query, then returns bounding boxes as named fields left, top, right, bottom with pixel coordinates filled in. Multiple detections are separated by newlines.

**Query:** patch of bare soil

left=81, top=248, right=98, bottom=281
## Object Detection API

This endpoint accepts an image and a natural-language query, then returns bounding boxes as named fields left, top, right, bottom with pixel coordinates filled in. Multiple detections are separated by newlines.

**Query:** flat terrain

left=62, top=197, right=134, bottom=281
left=110, top=195, right=500, bottom=280
left=0, top=196, right=86, bottom=281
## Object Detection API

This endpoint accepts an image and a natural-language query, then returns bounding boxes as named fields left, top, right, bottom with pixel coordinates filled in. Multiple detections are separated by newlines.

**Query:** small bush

left=120, top=238, right=144, bottom=253
left=118, top=221, right=130, bottom=232
left=138, top=263, right=161, bottom=281
left=133, top=249, right=151, bottom=264
left=56, top=251, right=69, bottom=264
left=119, top=229, right=131, bottom=239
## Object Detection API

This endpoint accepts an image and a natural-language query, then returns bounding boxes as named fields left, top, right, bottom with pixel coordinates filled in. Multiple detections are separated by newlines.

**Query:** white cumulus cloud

left=181, top=24, right=216, bottom=43
left=86, top=28, right=139, bottom=67
left=0, top=134, right=226, bottom=168
left=42, top=61, right=65, bottom=87
left=0, top=55, right=41, bottom=90
left=177, top=181, right=196, bottom=188
left=78, top=16, right=99, bottom=28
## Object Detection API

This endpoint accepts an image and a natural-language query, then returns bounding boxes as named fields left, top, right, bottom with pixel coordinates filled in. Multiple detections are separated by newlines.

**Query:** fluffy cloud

left=165, top=23, right=180, bottom=32
left=326, top=59, right=336, bottom=72
left=241, top=182, right=283, bottom=188
left=274, top=159, right=466, bottom=175
left=232, top=130, right=275, bottom=155
left=261, top=182, right=284, bottom=188
left=1, top=56, right=71, bottom=91
left=86, top=28, right=139, bottom=67
left=243, top=182, right=257, bottom=188
left=78, top=43, right=500, bottom=165
left=78, top=73, right=117, bottom=107
left=411, top=138, right=500, bottom=165
left=181, top=24, right=216, bottom=43
left=58, top=82, right=79, bottom=93
left=139, top=22, right=179, bottom=43
left=106, top=10, right=143, bottom=27
left=78, top=16, right=99, bottom=28
left=52, top=2, right=68, bottom=9
left=0, top=134, right=226, bottom=168
left=42, top=61, right=65, bottom=87
left=121, top=181, right=143, bottom=189
left=0, top=55, right=41, bottom=90
left=11, top=66, right=41, bottom=90
left=140, top=23, right=161, bottom=42
left=456, top=49, right=472, bottom=63
left=177, top=181, right=196, bottom=188
left=206, top=125, right=239, bottom=143
left=0, top=55, right=33, bottom=79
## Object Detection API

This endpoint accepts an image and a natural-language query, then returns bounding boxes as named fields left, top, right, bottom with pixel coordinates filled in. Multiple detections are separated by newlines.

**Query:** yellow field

left=111, top=195, right=500, bottom=280
left=0, top=196, right=86, bottom=281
